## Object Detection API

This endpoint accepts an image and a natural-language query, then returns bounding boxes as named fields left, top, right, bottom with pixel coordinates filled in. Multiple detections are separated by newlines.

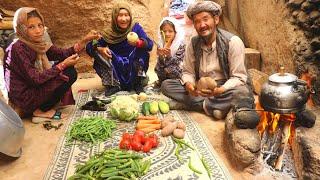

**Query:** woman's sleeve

left=86, top=38, right=107, bottom=57
left=46, top=45, right=75, bottom=63
left=12, top=47, right=66, bottom=86
left=134, top=23, right=153, bottom=51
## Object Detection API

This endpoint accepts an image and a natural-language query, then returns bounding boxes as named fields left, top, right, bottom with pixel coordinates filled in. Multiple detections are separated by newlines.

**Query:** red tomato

left=122, top=133, right=132, bottom=141
left=134, top=130, right=145, bottom=138
left=131, top=140, right=142, bottom=151
left=142, top=140, right=153, bottom=153
left=119, top=139, right=131, bottom=150
left=148, top=134, right=159, bottom=148
left=132, top=135, right=142, bottom=144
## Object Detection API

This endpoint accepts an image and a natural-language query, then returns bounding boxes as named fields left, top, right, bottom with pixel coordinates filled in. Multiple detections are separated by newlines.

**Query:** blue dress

left=86, top=23, right=153, bottom=90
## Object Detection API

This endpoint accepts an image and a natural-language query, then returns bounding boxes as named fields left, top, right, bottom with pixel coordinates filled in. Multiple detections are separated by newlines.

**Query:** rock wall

left=225, top=0, right=298, bottom=74
left=0, top=0, right=159, bottom=72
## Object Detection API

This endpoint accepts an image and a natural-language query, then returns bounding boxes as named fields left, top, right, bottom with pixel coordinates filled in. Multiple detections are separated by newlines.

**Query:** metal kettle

left=259, top=67, right=309, bottom=114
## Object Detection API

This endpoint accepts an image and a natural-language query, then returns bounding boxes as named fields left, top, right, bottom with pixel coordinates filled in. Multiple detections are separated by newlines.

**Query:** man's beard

left=200, top=31, right=213, bottom=44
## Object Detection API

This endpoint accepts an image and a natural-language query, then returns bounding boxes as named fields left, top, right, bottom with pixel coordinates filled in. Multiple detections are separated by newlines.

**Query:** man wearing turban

left=161, top=1, right=260, bottom=129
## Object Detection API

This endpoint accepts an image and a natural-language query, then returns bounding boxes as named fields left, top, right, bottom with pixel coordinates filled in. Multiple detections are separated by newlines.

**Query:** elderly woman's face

left=193, top=12, right=219, bottom=39
left=117, top=9, right=131, bottom=29
left=26, top=16, right=44, bottom=43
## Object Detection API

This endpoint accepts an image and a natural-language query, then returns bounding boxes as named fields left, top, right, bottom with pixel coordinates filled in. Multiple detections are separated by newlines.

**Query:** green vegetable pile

left=68, top=149, right=151, bottom=180
left=67, top=116, right=116, bottom=144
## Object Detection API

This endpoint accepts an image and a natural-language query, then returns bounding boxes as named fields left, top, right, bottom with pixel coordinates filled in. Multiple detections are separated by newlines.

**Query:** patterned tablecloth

left=44, top=90, right=232, bottom=180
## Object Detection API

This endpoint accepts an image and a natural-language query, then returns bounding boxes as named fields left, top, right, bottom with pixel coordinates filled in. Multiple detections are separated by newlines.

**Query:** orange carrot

left=137, top=115, right=158, bottom=120
left=137, top=119, right=161, bottom=124
left=139, top=127, right=157, bottom=133
left=136, top=123, right=161, bottom=130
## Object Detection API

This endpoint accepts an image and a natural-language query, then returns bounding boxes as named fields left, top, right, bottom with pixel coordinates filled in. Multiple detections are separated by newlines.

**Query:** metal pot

left=0, top=99, right=25, bottom=157
left=259, top=67, right=309, bottom=114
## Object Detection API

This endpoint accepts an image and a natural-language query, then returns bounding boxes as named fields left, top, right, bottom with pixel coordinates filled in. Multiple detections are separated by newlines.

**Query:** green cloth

left=102, top=2, right=135, bottom=44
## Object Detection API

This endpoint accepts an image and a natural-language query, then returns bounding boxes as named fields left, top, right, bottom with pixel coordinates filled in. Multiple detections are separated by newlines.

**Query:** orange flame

left=300, top=72, right=314, bottom=107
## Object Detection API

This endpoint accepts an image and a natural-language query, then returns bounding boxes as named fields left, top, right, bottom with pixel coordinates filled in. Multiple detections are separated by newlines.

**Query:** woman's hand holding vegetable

left=57, top=54, right=80, bottom=70
left=97, top=47, right=112, bottom=59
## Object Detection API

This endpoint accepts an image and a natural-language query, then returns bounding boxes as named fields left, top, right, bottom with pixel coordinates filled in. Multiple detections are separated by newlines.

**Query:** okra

left=188, top=157, right=202, bottom=174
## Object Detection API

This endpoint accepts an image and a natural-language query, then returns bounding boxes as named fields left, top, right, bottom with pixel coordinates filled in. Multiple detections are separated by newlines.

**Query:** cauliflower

left=109, top=95, right=139, bottom=121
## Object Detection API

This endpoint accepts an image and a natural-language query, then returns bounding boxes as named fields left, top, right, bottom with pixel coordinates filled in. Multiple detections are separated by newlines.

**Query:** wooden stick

left=275, top=121, right=291, bottom=170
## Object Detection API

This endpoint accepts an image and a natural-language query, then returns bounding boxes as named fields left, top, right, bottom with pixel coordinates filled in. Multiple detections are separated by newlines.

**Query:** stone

left=314, top=49, right=320, bottom=58
left=292, top=10, right=300, bottom=17
left=301, top=1, right=314, bottom=12
left=311, top=37, right=320, bottom=50
left=287, top=0, right=305, bottom=8
left=297, top=11, right=310, bottom=24
left=225, top=111, right=263, bottom=173
left=244, top=48, right=261, bottom=70
left=292, top=109, right=320, bottom=179
left=248, top=69, right=268, bottom=95
left=309, top=10, right=320, bottom=20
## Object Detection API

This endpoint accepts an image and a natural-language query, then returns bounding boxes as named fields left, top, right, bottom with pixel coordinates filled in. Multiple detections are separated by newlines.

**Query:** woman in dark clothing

left=3, top=7, right=99, bottom=120
left=86, top=2, right=153, bottom=96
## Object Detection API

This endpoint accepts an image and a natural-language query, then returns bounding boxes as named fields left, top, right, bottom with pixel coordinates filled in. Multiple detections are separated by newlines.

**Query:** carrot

left=137, top=119, right=161, bottom=124
left=139, top=127, right=157, bottom=133
left=137, top=115, right=158, bottom=120
left=136, top=123, right=161, bottom=130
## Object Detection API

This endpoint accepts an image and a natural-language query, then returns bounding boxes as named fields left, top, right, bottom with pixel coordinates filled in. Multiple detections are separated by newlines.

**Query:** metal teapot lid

left=269, top=66, right=297, bottom=83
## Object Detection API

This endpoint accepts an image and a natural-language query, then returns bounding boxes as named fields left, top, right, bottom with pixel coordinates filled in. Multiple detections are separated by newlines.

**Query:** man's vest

left=191, top=28, right=234, bottom=81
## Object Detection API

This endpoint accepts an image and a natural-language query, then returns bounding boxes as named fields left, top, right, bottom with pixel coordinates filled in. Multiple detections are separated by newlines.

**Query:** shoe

left=168, top=99, right=188, bottom=110
left=212, top=109, right=228, bottom=119
left=134, top=77, right=145, bottom=94
left=32, top=110, right=63, bottom=124
left=105, top=86, right=121, bottom=96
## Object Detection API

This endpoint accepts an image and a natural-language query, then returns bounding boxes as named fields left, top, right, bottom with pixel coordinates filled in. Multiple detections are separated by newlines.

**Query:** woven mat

left=44, top=90, right=232, bottom=180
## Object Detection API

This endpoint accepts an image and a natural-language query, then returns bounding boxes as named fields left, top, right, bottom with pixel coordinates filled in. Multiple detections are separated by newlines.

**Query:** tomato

left=131, top=140, right=142, bottom=151
left=148, top=134, right=159, bottom=148
left=119, top=139, right=131, bottom=150
left=132, top=135, right=142, bottom=144
left=122, top=133, right=132, bottom=141
left=142, top=140, right=153, bottom=153
left=134, top=130, right=145, bottom=138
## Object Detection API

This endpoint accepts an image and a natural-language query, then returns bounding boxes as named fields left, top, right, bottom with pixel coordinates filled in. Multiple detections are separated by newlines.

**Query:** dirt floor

left=0, top=65, right=256, bottom=179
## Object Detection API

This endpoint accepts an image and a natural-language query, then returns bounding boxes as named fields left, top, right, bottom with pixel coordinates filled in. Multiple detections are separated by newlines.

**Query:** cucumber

left=158, top=101, right=170, bottom=114
left=149, top=101, right=159, bottom=115
left=142, top=102, right=150, bottom=116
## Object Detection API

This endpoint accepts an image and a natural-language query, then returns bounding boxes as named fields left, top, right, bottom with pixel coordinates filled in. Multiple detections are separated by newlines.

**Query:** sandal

left=31, top=110, right=63, bottom=124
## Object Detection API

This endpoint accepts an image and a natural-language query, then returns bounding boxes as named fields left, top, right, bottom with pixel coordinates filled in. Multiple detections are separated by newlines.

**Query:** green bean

left=101, top=171, right=119, bottom=178
left=201, top=156, right=212, bottom=178
left=106, top=176, right=129, bottom=180
left=188, top=157, right=202, bottom=174
left=117, top=159, right=133, bottom=169
left=175, top=143, right=184, bottom=163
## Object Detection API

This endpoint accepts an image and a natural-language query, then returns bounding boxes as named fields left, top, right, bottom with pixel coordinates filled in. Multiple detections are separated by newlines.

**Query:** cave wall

left=0, top=0, right=160, bottom=72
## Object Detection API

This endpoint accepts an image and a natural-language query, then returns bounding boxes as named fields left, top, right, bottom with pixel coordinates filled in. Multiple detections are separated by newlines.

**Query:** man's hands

left=97, top=47, right=112, bottom=59
left=185, top=81, right=226, bottom=97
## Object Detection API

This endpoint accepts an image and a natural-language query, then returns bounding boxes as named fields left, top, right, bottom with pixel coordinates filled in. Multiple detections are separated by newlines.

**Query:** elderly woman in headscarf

left=86, top=2, right=153, bottom=96
left=154, top=17, right=185, bottom=88
left=161, top=1, right=260, bottom=129
left=3, top=7, right=99, bottom=121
